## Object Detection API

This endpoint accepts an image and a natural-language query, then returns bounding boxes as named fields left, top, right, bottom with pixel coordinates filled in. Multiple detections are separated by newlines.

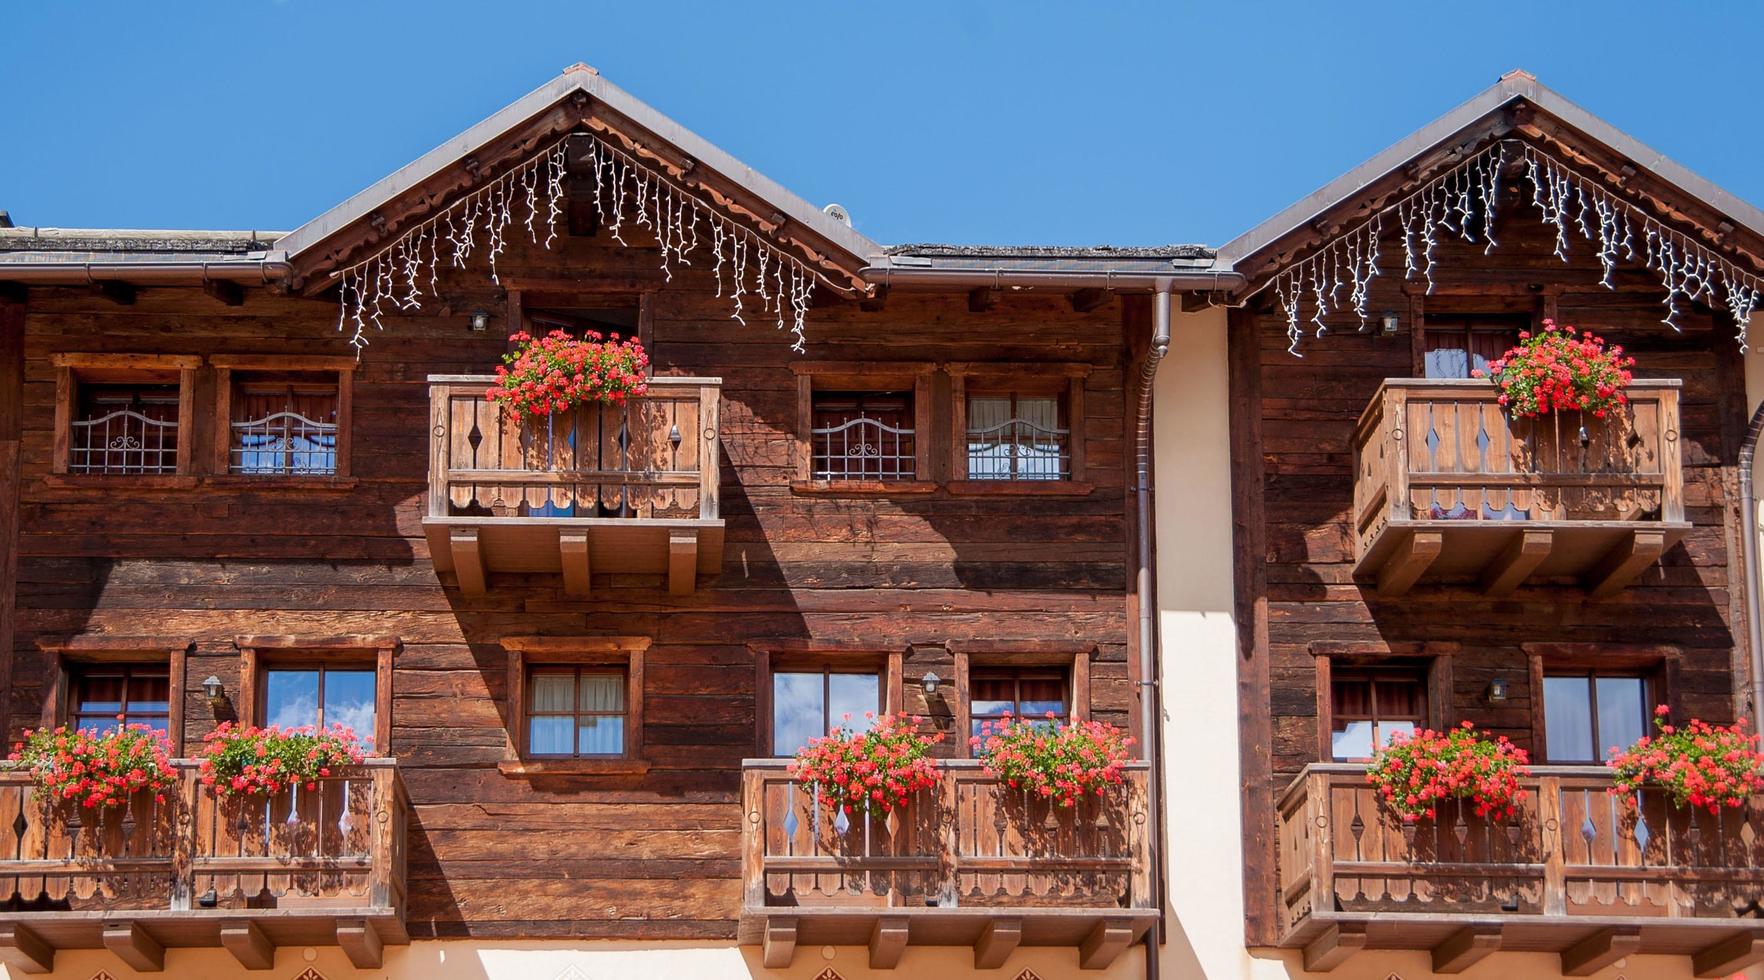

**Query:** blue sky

left=4, top=2, right=1761, bottom=247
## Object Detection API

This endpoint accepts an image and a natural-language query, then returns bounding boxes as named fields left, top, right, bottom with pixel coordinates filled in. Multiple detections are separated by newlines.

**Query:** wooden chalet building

left=2, top=64, right=1764, bottom=980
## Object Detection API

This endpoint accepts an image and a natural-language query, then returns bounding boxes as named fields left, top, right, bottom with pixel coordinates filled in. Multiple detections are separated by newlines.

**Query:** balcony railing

left=0, top=760, right=406, bottom=973
left=1350, top=379, right=1686, bottom=596
left=1276, top=764, right=1764, bottom=974
left=424, top=375, right=723, bottom=595
left=739, top=760, right=1154, bottom=970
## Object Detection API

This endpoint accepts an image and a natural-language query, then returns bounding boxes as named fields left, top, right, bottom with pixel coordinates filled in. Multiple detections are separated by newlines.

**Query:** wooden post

left=170, top=767, right=197, bottom=911
left=1540, top=775, right=1566, bottom=916
left=368, top=767, right=397, bottom=909
left=428, top=383, right=450, bottom=518
left=700, top=383, right=721, bottom=519
left=741, top=767, right=766, bottom=911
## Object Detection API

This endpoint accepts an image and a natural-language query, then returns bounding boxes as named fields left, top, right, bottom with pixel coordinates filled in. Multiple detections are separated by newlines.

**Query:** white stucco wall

left=1150, top=307, right=1746, bottom=980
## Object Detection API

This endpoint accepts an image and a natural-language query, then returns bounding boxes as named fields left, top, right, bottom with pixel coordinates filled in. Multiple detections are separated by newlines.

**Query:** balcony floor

left=740, top=906, right=1156, bottom=971
left=1355, top=520, right=1690, bottom=597
left=0, top=908, right=408, bottom=974
left=425, top=516, right=724, bottom=596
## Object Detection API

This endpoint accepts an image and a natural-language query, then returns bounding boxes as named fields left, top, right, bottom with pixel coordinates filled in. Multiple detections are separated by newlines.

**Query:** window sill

left=43, top=474, right=199, bottom=491
left=946, top=480, right=1095, bottom=497
left=790, top=480, right=939, bottom=496
left=498, top=758, right=652, bottom=778
left=204, top=475, right=358, bottom=492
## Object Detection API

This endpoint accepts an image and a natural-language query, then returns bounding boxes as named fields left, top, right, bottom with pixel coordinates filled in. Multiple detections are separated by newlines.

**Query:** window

left=69, top=665, right=170, bottom=735
left=1543, top=672, right=1649, bottom=763
left=970, top=667, right=1069, bottom=737
left=771, top=669, right=881, bottom=756
left=52, top=354, right=198, bottom=477
left=811, top=390, right=917, bottom=481
left=262, top=666, right=378, bottom=744
left=501, top=636, right=648, bottom=772
left=526, top=667, right=628, bottom=757
left=1329, top=667, right=1427, bottom=761
left=965, top=392, right=1068, bottom=480
left=791, top=363, right=934, bottom=489
left=1422, top=316, right=1524, bottom=379
left=212, top=356, right=355, bottom=478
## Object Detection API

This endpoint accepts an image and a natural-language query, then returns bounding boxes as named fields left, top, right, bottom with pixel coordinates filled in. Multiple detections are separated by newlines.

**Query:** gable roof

left=273, top=64, right=883, bottom=272
left=1217, top=70, right=1764, bottom=273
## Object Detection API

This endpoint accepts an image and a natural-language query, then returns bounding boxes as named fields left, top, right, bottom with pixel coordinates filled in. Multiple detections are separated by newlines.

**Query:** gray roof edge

left=1217, top=72, right=1764, bottom=270
left=273, top=69, right=882, bottom=265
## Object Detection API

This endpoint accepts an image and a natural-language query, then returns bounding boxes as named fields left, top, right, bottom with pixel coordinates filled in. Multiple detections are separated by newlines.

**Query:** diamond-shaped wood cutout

left=294, top=970, right=327, bottom=980
left=813, top=970, right=844, bottom=980
left=89, top=972, right=115, bottom=980
left=1014, top=971, right=1043, bottom=980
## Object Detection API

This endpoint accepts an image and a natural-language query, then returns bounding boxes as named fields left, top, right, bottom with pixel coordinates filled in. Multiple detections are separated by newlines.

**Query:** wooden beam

left=1078, top=919, right=1134, bottom=970
left=762, top=917, right=797, bottom=969
left=974, top=917, right=1022, bottom=969
left=869, top=916, right=909, bottom=969
left=203, top=279, right=245, bottom=306
left=337, top=919, right=383, bottom=969
left=103, top=921, right=164, bottom=972
left=1561, top=928, right=1641, bottom=976
left=92, top=280, right=136, bottom=305
left=0, top=923, right=52, bottom=974
left=859, top=284, right=889, bottom=312
left=1070, top=287, right=1109, bottom=313
left=559, top=529, right=591, bottom=596
left=1694, top=933, right=1764, bottom=977
left=0, top=282, right=25, bottom=305
left=668, top=529, right=697, bottom=595
left=1431, top=925, right=1501, bottom=974
left=1481, top=529, right=1552, bottom=595
left=450, top=527, right=486, bottom=596
left=1586, top=529, right=1665, bottom=597
left=220, top=919, right=275, bottom=971
left=1301, top=922, right=1367, bottom=973
left=968, top=286, right=1001, bottom=312
left=1376, top=530, right=1442, bottom=596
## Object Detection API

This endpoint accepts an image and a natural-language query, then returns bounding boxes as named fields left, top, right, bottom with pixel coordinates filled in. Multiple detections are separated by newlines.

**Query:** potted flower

left=1366, top=721, right=1530, bottom=824
left=1472, top=319, right=1634, bottom=419
left=789, top=713, right=942, bottom=819
left=1608, top=706, right=1764, bottom=816
left=485, top=328, right=650, bottom=420
left=8, top=723, right=177, bottom=812
left=197, top=723, right=365, bottom=801
left=971, top=714, right=1133, bottom=808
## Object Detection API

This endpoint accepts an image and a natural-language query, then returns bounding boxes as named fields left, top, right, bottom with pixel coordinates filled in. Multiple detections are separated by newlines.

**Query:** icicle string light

left=335, top=134, right=828, bottom=352
left=1259, top=139, right=1764, bottom=354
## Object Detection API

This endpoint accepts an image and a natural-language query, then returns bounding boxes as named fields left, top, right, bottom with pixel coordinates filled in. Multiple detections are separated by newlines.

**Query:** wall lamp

left=202, top=675, right=229, bottom=714
left=920, top=671, right=941, bottom=695
left=1380, top=311, right=1401, bottom=336
left=1485, top=677, right=1510, bottom=704
left=468, top=309, right=491, bottom=332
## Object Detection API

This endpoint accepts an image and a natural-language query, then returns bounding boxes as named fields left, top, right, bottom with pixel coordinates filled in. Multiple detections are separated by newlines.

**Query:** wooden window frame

left=1310, top=641, right=1456, bottom=763
left=37, top=637, right=190, bottom=754
left=51, top=353, right=199, bottom=483
left=500, top=635, right=650, bottom=776
left=949, top=640, right=1095, bottom=759
left=211, top=355, right=355, bottom=481
left=946, top=362, right=1092, bottom=495
left=1525, top=643, right=1678, bottom=764
left=789, top=362, right=935, bottom=494
left=1419, top=314, right=1529, bottom=381
left=236, top=635, right=398, bottom=753
left=751, top=640, right=906, bottom=758
left=523, top=664, right=632, bottom=760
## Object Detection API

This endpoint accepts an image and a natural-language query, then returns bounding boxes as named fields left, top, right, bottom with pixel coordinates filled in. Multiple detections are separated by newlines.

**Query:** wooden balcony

left=739, top=760, right=1155, bottom=971
left=1351, top=379, right=1687, bottom=596
left=424, top=376, right=723, bottom=596
left=1276, top=764, right=1764, bottom=975
left=0, top=760, right=407, bottom=974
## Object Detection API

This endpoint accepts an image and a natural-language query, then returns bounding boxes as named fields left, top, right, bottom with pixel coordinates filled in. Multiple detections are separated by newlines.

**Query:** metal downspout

left=1136, top=283, right=1172, bottom=979
left=1740, top=401, right=1764, bottom=733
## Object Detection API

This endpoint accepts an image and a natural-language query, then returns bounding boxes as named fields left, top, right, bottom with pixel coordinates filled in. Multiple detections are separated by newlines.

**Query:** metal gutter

left=862, top=262, right=1243, bottom=292
left=1741, top=402, right=1764, bottom=733
left=0, top=255, right=290, bottom=284
left=1135, top=282, right=1173, bottom=980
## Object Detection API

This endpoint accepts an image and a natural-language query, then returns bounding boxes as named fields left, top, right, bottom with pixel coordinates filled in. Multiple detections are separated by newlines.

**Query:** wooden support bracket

left=559, top=529, right=591, bottom=597
left=103, top=920, right=165, bottom=972
left=220, top=919, right=276, bottom=971
left=1693, top=932, right=1764, bottom=977
left=204, top=280, right=246, bottom=306
left=92, top=280, right=136, bottom=305
left=1481, top=529, right=1552, bottom=595
left=869, top=916, right=909, bottom=969
left=1431, top=924, right=1501, bottom=974
left=1376, top=530, right=1443, bottom=596
left=451, top=527, right=486, bottom=596
left=1561, top=928, right=1641, bottom=976
left=1586, top=529, right=1665, bottom=597
left=668, top=529, right=698, bottom=595
left=974, top=917, right=1022, bottom=969
left=762, top=917, right=797, bottom=969
left=1079, top=919, right=1134, bottom=970
left=859, top=284, right=889, bottom=312
left=0, top=923, right=53, bottom=974
left=337, top=918, right=384, bottom=969
left=1302, top=922, right=1367, bottom=973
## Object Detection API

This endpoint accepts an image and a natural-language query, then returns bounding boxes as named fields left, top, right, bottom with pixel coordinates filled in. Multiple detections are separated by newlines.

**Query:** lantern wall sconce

left=202, top=675, right=229, bottom=714
left=1485, top=677, right=1510, bottom=704
left=920, top=671, right=941, bottom=695
left=468, top=309, right=491, bottom=332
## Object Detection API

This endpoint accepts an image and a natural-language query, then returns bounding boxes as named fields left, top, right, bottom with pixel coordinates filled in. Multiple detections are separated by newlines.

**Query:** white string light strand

left=1255, top=139, right=1764, bottom=355
left=334, top=134, right=836, bottom=353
